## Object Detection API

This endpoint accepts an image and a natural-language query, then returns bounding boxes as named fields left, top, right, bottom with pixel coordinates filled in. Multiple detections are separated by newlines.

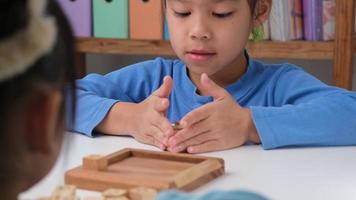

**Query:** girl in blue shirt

left=73, top=0, right=356, bottom=153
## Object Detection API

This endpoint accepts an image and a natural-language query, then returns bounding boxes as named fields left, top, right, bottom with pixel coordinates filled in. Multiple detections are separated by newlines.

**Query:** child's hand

left=96, top=76, right=174, bottom=150
left=132, top=76, right=174, bottom=149
left=167, top=74, right=260, bottom=153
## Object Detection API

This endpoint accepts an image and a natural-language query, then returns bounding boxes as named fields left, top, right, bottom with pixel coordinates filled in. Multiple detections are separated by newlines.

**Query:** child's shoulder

left=250, top=59, right=326, bottom=88
left=251, top=59, right=308, bottom=81
left=252, top=59, right=303, bottom=75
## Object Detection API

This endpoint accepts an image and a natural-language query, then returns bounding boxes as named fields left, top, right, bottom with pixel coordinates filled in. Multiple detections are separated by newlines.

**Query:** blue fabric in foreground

left=155, top=190, right=269, bottom=200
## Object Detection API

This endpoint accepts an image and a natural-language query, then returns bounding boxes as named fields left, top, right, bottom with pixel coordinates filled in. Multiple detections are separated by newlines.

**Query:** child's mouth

left=186, top=50, right=216, bottom=61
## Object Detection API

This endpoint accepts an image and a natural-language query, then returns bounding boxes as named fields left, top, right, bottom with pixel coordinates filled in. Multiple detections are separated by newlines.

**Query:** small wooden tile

left=81, top=197, right=104, bottom=200
left=103, top=197, right=129, bottom=200
left=102, top=188, right=127, bottom=198
left=38, top=185, right=77, bottom=200
left=51, top=185, right=77, bottom=199
left=128, top=187, right=157, bottom=200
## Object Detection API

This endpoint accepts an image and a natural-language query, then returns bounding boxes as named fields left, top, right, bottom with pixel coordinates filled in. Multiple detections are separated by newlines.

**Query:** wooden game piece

left=80, top=197, right=104, bottom=200
left=102, top=188, right=127, bottom=198
left=83, top=155, right=108, bottom=171
left=37, top=185, right=79, bottom=200
left=51, top=185, right=77, bottom=200
left=171, top=122, right=183, bottom=131
left=103, top=197, right=129, bottom=200
left=128, top=187, right=157, bottom=200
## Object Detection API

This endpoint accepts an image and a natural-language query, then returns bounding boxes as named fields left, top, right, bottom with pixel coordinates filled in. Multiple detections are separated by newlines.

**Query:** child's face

left=166, top=0, right=253, bottom=82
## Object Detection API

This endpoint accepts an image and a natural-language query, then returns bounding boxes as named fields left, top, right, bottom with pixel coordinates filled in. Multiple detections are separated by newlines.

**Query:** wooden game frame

left=65, top=148, right=225, bottom=192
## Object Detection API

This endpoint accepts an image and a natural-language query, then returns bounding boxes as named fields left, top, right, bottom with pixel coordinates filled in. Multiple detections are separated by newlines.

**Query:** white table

left=20, top=132, right=356, bottom=200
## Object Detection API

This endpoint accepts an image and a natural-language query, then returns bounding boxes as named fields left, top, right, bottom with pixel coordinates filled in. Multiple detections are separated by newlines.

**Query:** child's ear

left=253, top=0, right=272, bottom=27
left=25, top=90, right=62, bottom=154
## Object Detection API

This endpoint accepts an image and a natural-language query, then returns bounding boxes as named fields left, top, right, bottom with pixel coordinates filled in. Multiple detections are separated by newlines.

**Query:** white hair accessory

left=0, top=0, right=57, bottom=82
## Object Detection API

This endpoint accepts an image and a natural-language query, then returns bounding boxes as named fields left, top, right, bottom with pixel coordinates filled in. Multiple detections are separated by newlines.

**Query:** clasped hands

left=134, top=74, right=259, bottom=154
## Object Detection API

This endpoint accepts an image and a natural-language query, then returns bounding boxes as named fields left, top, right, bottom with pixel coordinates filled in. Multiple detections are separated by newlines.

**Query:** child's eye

left=174, top=11, right=191, bottom=17
left=212, top=12, right=234, bottom=18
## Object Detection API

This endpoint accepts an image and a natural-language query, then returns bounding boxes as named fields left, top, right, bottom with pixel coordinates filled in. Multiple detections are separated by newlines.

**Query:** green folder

left=93, top=0, right=128, bottom=39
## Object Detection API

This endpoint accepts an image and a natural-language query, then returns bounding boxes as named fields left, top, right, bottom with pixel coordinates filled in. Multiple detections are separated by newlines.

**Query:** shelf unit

left=75, top=0, right=355, bottom=90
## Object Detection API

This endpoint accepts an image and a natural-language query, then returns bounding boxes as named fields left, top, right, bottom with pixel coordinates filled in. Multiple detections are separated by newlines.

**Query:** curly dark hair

left=0, top=0, right=76, bottom=179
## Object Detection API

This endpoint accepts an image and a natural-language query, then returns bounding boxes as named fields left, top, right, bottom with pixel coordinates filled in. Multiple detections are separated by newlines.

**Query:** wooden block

left=102, top=188, right=127, bottom=198
left=65, top=148, right=224, bottom=192
left=83, top=155, right=108, bottom=171
left=51, top=185, right=77, bottom=200
left=38, top=185, right=78, bottom=200
left=128, top=187, right=157, bottom=200
left=81, top=198, right=104, bottom=200
left=104, top=197, right=129, bottom=200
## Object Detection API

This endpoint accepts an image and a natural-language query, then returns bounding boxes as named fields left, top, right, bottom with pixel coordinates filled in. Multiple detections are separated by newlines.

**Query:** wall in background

left=86, top=54, right=356, bottom=91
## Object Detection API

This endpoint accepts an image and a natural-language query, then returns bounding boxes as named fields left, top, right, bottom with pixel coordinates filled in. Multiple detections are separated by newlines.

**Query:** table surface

left=20, top=132, right=356, bottom=200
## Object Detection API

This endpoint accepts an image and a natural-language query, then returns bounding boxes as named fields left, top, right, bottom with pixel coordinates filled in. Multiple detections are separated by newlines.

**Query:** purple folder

left=57, top=0, right=91, bottom=37
left=303, top=0, right=323, bottom=41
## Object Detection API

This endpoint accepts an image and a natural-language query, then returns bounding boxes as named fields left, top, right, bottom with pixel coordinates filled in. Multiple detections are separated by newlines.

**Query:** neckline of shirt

left=172, top=53, right=261, bottom=108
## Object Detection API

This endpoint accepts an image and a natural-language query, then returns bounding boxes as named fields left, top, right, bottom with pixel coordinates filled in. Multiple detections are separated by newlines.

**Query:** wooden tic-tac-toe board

left=65, top=148, right=225, bottom=192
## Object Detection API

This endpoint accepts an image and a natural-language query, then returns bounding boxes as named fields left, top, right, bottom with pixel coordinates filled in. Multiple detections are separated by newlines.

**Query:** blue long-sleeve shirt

left=70, top=56, right=356, bottom=149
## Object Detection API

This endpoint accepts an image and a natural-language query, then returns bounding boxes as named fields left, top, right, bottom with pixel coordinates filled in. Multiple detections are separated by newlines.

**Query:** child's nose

left=189, top=19, right=212, bottom=40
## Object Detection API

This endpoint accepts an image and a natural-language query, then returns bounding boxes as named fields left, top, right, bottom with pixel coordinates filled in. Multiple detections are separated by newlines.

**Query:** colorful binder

left=93, top=0, right=128, bottom=39
left=322, top=0, right=336, bottom=41
left=129, top=0, right=164, bottom=40
left=270, top=0, right=303, bottom=41
left=57, top=0, right=91, bottom=37
left=291, top=0, right=304, bottom=40
left=303, top=0, right=323, bottom=41
left=269, top=0, right=292, bottom=41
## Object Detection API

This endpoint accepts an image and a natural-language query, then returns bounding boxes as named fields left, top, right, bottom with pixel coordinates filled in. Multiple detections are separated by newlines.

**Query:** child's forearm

left=95, top=102, right=137, bottom=136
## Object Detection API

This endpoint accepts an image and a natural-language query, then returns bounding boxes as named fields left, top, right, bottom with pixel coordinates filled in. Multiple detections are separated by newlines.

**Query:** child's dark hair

left=248, top=0, right=258, bottom=14
left=0, top=0, right=76, bottom=177
left=163, top=0, right=259, bottom=14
